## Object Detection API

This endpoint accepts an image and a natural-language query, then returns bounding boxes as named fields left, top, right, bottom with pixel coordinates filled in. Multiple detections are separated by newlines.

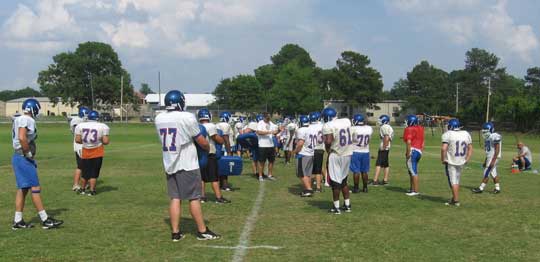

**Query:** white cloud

left=438, top=17, right=474, bottom=44
left=101, top=20, right=150, bottom=48
left=200, top=0, right=256, bottom=25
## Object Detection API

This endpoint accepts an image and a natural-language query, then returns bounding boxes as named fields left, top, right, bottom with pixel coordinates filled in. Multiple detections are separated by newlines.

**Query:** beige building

left=323, top=99, right=406, bottom=124
left=0, top=101, right=5, bottom=117
left=5, top=97, right=78, bottom=117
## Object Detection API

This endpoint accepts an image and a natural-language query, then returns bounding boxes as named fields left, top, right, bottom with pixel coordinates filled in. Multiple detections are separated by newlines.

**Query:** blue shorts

left=406, top=149, right=422, bottom=176
left=12, top=154, right=40, bottom=189
left=350, top=152, right=370, bottom=173
left=514, top=157, right=531, bottom=169
left=250, top=147, right=260, bottom=161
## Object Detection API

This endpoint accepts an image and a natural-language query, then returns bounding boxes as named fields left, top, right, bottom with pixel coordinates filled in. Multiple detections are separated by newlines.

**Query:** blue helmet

left=239, top=116, right=246, bottom=123
left=88, top=110, right=99, bottom=121
left=78, top=106, right=90, bottom=118
left=299, top=115, right=310, bottom=127
left=482, top=122, right=494, bottom=133
left=256, top=114, right=264, bottom=122
left=309, top=111, right=321, bottom=123
left=219, top=111, right=231, bottom=122
left=447, top=119, right=460, bottom=130
left=22, top=98, right=41, bottom=117
left=197, top=108, right=211, bottom=121
left=164, top=90, right=186, bottom=111
left=352, top=114, right=365, bottom=126
left=322, top=107, right=337, bottom=123
left=406, top=114, right=419, bottom=127
left=378, top=114, right=390, bottom=125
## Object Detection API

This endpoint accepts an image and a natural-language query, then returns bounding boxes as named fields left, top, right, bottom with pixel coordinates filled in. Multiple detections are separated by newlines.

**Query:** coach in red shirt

left=403, top=115, right=424, bottom=196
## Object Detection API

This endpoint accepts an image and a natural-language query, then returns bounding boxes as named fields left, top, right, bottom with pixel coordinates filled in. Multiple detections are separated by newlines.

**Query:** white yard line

left=199, top=245, right=282, bottom=250
left=231, top=180, right=267, bottom=262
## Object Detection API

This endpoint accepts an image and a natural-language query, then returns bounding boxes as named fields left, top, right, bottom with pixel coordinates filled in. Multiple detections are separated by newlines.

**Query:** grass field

left=1, top=123, right=540, bottom=262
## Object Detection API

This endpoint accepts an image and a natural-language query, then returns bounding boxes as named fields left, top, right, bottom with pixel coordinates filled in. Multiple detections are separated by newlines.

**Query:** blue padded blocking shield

left=236, top=132, right=258, bottom=150
left=196, top=124, right=209, bottom=168
left=218, top=156, right=243, bottom=176
left=215, top=129, right=224, bottom=159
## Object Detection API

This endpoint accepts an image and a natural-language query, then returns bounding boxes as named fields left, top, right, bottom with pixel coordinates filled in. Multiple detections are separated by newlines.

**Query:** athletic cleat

left=200, top=197, right=208, bottom=203
left=351, top=187, right=360, bottom=194
left=329, top=207, right=341, bottom=215
left=471, top=188, right=483, bottom=194
left=300, top=190, right=313, bottom=197
left=382, top=180, right=389, bottom=185
left=445, top=200, right=461, bottom=207
left=405, top=191, right=420, bottom=196
left=87, top=191, right=96, bottom=196
left=41, top=217, right=63, bottom=229
left=493, top=189, right=501, bottom=194
left=171, top=232, right=185, bottom=242
left=370, top=180, right=380, bottom=186
left=314, top=188, right=322, bottom=193
left=76, top=188, right=86, bottom=195
left=267, top=175, right=276, bottom=181
left=340, top=205, right=352, bottom=213
left=362, top=187, right=368, bottom=193
left=258, top=176, right=264, bottom=182
left=196, top=228, right=221, bottom=240
left=12, top=220, right=33, bottom=230
left=215, top=197, right=231, bottom=204
left=221, top=187, right=234, bottom=192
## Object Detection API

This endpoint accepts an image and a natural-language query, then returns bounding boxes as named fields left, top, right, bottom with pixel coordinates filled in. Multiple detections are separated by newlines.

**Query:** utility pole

left=158, top=71, right=161, bottom=110
left=455, top=83, right=459, bottom=114
left=486, top=77, right=492, bottom=122
left=120, top=75, right=123, bottom=123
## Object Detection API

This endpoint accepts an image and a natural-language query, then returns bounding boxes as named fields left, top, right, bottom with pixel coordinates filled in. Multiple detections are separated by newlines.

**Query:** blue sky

left=0, top=0, right=539, bottom=93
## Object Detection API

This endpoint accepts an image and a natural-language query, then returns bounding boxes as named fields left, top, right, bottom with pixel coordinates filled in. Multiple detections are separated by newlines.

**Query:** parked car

left=139, top=115, right=153, bottom=123
left=101, top=112, right=113, bottom=122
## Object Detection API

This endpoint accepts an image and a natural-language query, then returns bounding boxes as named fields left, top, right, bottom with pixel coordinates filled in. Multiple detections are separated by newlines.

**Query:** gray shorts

left=166, top=169, right=202, bottom=200
left=296, top=155, right=313, bottom=178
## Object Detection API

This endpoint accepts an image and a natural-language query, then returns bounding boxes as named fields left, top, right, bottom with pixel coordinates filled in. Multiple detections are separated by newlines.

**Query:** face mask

left=482, top=131, right=491, bottom=140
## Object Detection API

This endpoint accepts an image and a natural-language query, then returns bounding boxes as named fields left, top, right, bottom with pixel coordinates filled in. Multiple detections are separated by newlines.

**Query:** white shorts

left=445, top=164, right=463, bottom=185
left=328, top=153, right=351, bottom=184
left=483, top=159, right=499, bottom=178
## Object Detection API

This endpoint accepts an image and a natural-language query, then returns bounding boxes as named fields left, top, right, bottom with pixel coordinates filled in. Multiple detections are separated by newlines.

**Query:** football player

left=403, top=115, right=424, bottom=196
left=441, top=119, right=473, bottom=206
left=11, top=98, right=64, bottom=229
left=70, top=106, right=90, bottom=191
left=216, top=111, right=234, bottom=191
left=284, top=116, right=298, bottom=165
left=244, top=116, right=261, bottom=175
left=350, top=114, right=373, bottom=193
left=234, top=116, right=246, bottom=156
left=372, top=115, right=394, bottom=186
left=322, top=107, right=354, bottom=214
left=256, top=112, right=279, bottom=181
left=155, top=90, right=220, bottom=241
left=293, top=115, right=315, bottom=197
left=198, top=109, right=230, bottom=203
left=472, top=122, right=502, bottom=194
left=309, top=111, right=325, bottom=192
left=74, top=110, right=110, bottom=196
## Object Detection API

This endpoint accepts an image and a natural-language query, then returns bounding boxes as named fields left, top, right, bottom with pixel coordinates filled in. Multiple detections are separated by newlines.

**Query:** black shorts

left=81, top=157, right=103, bottom=180
left=258, top=147, right=275, bottom=163
left=329, top=175, right=348, bottom=189
left=376, top=150, right=390, bottom=168
left=201, top=154, right=219, bottom=183
left=75, top=152, right=82, bottom=169
left=312, top=150, right=324, bottom=174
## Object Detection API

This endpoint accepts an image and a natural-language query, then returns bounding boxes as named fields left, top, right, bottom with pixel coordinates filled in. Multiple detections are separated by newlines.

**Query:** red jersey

left=403, top=125, right=425, bottom=151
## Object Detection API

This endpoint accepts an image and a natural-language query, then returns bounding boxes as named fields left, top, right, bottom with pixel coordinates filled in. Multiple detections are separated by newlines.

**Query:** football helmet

left=352, top=114, right=365, bottom=126
left=482, top=122, right=494, bottom=139
left=256, top=114, right=264, bottom=122
left=378, top=115, right=390, bottom=125
left=198, top=108, right=211, bottom=121
left=405, top=114, right=419, bottom=127
left=299, top=115, right=309, bottom=127
left=238, top=116, right=246, bottom=123
left=88, top=110, right=99, bottom=121
left=322, top=107, right=337, bottom=123
left=309, top=111, right=321, bottom=123
left=164, top=90, right=186, bottom=111
left=22, top=98, right=41, bottom=118
left=219, top=111, right=231, bottom=122
left=78, top=106, right=90, bottom=118
left=447, top=119, right=460, bottom=131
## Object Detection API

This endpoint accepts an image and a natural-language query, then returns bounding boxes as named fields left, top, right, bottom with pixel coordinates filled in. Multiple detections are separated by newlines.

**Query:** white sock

left=495, top=183, right=500, bottom=190
left=333, top=200, right=340, bottom=209
left=14, top=212, right=23, bottom=223
left=38, top=210, right=48, bottom=222
left=344, top=199, right=350, bottom=206
left=479, top=183, right=486, bottom=191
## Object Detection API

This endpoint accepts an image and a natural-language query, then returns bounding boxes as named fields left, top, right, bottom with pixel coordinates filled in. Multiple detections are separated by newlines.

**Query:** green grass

left=1, top=123, right=540, bottom=262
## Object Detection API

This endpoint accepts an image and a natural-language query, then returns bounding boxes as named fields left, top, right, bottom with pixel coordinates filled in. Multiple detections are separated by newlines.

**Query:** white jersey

left=485, top=133, right=502, bottom=159
left=74, top=121, right=110, bottom=149
left=216, top=122, right=234, bottom=147
left=257, top=120, right=277, bottom=148
left=351, top=125, right=373, bottom=153
left=234, top=122, right=244, bottom=139
left=379, top=124, right=394, bottom=150
left=322, top=118, right=353, bottom=156
left=442, top=130, right=472, bottom=166
left=310, top=122, right=324, bottom=150
left=244, top=122, right=258, bottom=133
left=295, top=125, right=318, bottom=156
left=70, top=116, right=84, bottom=153
left=520, top=146, right=533, bottom=163
left=155, top=111, right=201, bottom=174
left=12, top=115, right=37, bottom=152
left=202, top=122, right=219, bottom=154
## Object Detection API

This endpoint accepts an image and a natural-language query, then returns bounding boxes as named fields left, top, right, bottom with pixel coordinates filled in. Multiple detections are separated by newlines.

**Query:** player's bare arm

left=383, top=135, right=389, bottom=149
left=441, top=143, right=448, bottom=164
left=75, top=134, right=82, bottom=144
left=465, top=144, right=473, bottom=163
left=195, top=135, right=210, bottom=151
left=406, top=139, right=412, bottom=159
left=102, top=135, right=110, bottom=145
left=18, top=127, right=31, bottom=157
left=490, top=143, right=500, bottom=168
left=294, top=139, right=305, bottom=155
left=324, top=134, right=333, bottom=153
left=211, top=134, right=224, bottom=144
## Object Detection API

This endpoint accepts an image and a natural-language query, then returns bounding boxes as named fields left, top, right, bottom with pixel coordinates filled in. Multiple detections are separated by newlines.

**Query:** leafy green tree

left=139, top=83, right=154, bottom=95
left=38, top=41, right=136, bottom=109
left=405, top=61, right=452, bottom=114
left=0, top=87, right=42, bottom=101
left=212, top=75, right=264, bottom=111
left=270, top=43, right=316, bottom=69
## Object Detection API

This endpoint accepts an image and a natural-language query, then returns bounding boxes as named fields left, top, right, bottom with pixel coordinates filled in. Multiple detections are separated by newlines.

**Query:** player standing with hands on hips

left=11, top=98, right=63, bottom=229
left=155, top=90, right=220, bottom=241
left=372, top=115, right=394, bottom=186
left=403, top=115, right=424, bottom=196
left=472, top=122, right=502, bottom=194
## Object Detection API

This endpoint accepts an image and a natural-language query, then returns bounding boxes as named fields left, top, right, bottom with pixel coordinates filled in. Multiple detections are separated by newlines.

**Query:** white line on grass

left=231, top=180, right=267, bottom=262
left=198, top=245, right=282, bottom=250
